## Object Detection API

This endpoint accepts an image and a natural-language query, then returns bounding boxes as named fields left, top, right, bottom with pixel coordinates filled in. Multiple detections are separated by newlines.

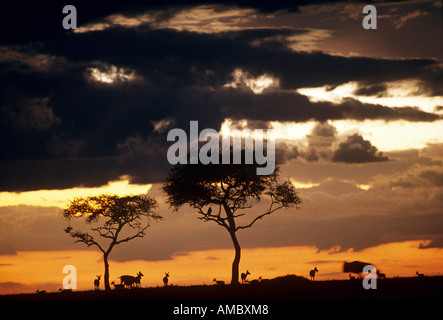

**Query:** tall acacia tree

left=62, top=194, right=162, bottom=290
left=163, top=162, right=301, bottom=285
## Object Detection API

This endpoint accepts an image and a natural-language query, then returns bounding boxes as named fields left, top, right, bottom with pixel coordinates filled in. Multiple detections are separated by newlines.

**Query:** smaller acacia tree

left=62, top=194, right=162, bottom=290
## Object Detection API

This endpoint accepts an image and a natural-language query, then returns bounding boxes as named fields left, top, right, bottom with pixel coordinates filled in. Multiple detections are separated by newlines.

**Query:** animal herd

left=90, top=270, right=256, bottom=290
left=118, top=271, right=144, bottom=289
left=92, top=272, right=145, bottom=290
left=86, top=261, right=426, bottom=290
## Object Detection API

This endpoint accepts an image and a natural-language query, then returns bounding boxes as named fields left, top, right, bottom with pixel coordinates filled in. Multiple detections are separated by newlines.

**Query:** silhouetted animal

left=241, top=270, right=250, bottom=284
left=36, top=289, right=46, bottom=294
left=163, top=272, right=170, bottom=286
left=249, top=276, right=262, bottom=284
left=58, top=288, right=72, bottom=292
left=213, top=278, right=225, bottom=285
left=343, top=261, right=374, bottom=276
left=309, top=267, right=318, bottom=280
left=134, top=272, right=143, bottom=287
left=94, top=275, right=101, bottom=290
left=377, top=271, right=386, bottom=279
left=119, top=271, right=143, bottom=288
left=349, top=274, right=356, bottom=280
left=111, top=281, right=124, bottom=290
left=416, top=271, right=424, bottom=278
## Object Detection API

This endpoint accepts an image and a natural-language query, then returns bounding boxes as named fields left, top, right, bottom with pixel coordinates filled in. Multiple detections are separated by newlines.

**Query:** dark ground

left=1, top=275, right=443, bottom=300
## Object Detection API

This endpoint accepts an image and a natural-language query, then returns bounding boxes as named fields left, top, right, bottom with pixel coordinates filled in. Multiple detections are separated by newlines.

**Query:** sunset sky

left=1, top=0, right=442, bottom=294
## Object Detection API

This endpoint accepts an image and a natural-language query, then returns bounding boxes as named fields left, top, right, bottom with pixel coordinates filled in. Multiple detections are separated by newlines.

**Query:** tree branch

left=91, top=226, right=116, bottom=239
left=235, top=197, right=285, bottom=231
left=196, top=204, right=229, bottom=229
left=64, top=227, right=105, bottom=253
left=114, top=225, right=149, bottom=245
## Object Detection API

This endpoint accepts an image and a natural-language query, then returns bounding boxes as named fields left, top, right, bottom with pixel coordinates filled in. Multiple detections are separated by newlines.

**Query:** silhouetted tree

left=62, top=194, right=162, bottom=290
left=163, top=162, right=301, bottom=285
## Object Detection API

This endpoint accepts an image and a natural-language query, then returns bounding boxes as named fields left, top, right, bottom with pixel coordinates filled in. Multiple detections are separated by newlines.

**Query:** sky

left=0, top=0, right=442, bottom=294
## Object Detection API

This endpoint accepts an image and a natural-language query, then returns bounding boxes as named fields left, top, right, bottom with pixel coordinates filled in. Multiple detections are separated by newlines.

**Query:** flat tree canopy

left=62, top=194, right=162, bottom=290
left=163, top=162, right=301, bottom=285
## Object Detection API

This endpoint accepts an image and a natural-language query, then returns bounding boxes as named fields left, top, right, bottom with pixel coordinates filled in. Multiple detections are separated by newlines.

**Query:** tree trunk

left=223, top=202, right=241, bottom=286
left=103, top=252, right=111, bottom=291
left=229, top=230, right=241, bottom=286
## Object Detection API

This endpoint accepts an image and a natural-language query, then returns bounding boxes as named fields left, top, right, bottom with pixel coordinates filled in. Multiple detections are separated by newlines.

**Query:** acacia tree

left=62, top=194, right=162, bottom=290
left=163, top=162, right=301, bottom=285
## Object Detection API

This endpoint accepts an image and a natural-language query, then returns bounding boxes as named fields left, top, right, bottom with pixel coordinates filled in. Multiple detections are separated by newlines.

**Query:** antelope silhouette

left=163, top=272, right=170, bottom=286
left=309, top=267, right=318, bottom=280
left=241, top=270, right=250, bottom=284
left=119, top=271, right=143, bottom=288
left=111, top=281, right=124, bottom=290
left=213, top=278, right=225, bottom=285
left=94, top=275, right=101, bottom=290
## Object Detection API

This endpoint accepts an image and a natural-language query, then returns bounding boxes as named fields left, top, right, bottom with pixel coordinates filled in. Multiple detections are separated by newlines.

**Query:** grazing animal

left=309, top=267, right=318, bottom=280
left=213, top=278, right=225, bottom=285
left=249, top=276, right=262, bottom=284
left=241, top=270, right=250, bottom=284
left=111, top=281, right=125, bottom=290
left=119, top=271, right=144, bottom=288
left=36, top=289, right=46, bottom=294
left=133, top=271, right=143, bottom=287
left=343, top=261, right=375, bottom=277
left=94, top=275, right=101, bottom=290
left=58, top=288, right=72, bottom=293
left=416, top=271, right=424, bottom=278
left=163, top=272, right=170, bottom=286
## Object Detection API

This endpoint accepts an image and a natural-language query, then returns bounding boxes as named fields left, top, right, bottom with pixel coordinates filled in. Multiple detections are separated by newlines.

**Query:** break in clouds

left=0, top=19, right=441, bottom=190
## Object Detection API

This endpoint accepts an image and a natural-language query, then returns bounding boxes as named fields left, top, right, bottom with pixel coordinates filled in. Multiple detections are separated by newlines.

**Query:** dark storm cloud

left=0, top=2, right=440, bottom=191
left=216, top=90, right=439, bottom=122
left=331, top=133, right=388, bottom=163
left=419, top=236, right=443, bottom=250
left=1, top=0, right=407, bottom=45
left=304, top=122, right=337, bottom=161
left=415, top=64, right=443, bottom=97
left=274, top=122, right=389, bottom=165
left=275, top=142, right=300, bottom=164
left=33, top=23, right=438, bottom=90
left=353, top=64, right=443, bottom=98
left=275, top=122, right=337, bottom=164
left=353, top=83, right=388, bottom=97
left=5, top=19, right=438, bottom=95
